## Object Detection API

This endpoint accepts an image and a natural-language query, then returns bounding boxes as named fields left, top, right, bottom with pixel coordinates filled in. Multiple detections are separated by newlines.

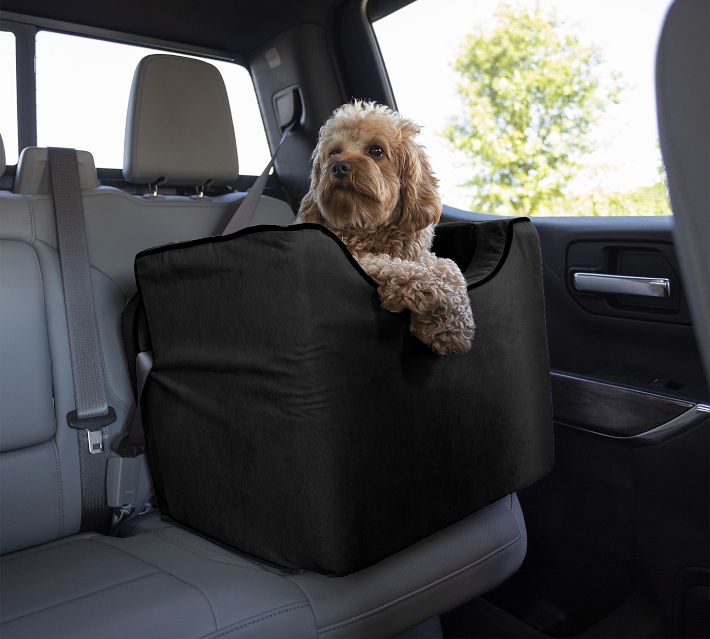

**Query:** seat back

left=0, top=55, right=294, bottom=554
left=0, top=137, right=84, bottom=553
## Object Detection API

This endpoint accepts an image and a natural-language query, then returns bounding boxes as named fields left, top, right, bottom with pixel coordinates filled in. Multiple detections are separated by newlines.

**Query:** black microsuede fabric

left=129, top=220, right=553, bottom=576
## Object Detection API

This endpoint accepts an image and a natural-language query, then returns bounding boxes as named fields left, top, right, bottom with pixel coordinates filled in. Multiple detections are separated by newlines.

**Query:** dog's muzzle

left=331, top=161, right=351, bottom=180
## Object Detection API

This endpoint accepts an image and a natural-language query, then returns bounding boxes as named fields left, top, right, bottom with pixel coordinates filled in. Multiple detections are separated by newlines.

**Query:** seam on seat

left=23, top=194, right=35, bottom=241
left=31, top=237, right=57, bottom=451
left=318, top=520, right=523, bottom=635
left=0, top=571, right=161, bottom=624
left=154, top=527, right=273, bottom=569
left=0, top=534, right=99, bottom=563
left=91, top=264, right=133, bottom=307
left=87, top=537, right=219, bottom=631
left=280, top=576, right=320, bottom=635
left=51, top=437, right=63, bottom=538
left=199, top=602, right=311, bottom=639
left=86, top=262, right=132, bottom=413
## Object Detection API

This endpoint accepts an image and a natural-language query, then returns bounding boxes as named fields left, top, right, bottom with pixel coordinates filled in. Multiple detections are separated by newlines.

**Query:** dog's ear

left=296, top=154, right=325, bottom=224
left=397, top=125, right=441, bottom=232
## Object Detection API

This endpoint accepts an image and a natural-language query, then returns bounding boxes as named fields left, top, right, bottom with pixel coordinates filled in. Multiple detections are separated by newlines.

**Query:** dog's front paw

left=410, top=307, right=475, bottom=356
left=379, top=278, right=439, bottom=314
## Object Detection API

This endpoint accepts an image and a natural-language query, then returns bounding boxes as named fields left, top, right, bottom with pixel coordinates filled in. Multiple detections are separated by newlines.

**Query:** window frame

left=0, top=21, right=35, bottom=158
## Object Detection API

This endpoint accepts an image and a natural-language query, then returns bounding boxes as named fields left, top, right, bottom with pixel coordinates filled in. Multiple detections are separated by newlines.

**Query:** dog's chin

left=318, top=180, right=395, bottom=231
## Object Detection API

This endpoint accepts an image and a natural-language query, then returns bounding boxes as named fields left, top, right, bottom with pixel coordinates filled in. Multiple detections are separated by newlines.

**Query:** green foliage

left=444, top=3, right=622, bottom=216
left=545, top=182, right=672, bottom=217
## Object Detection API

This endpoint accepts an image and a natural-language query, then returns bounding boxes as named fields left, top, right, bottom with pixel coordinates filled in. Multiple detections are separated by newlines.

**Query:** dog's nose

left=331, top=161, right=351, bottom=179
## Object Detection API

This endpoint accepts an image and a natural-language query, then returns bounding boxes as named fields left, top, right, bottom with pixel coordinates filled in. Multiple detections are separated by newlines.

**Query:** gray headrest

left=0, top=133, right=5, bottom=177
left=123, top=55, right=239, bottom=186
left=14, top=148, right=100, bottom=194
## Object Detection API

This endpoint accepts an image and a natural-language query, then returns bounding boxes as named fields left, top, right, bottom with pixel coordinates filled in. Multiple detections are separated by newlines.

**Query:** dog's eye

left=368, top=145, right=384, bottom=159
left=328, top=148, right=342, bottom=157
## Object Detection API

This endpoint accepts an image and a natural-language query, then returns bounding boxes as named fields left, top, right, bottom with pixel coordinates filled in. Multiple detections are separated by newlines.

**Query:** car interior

left=0, top=0, right=707, bottom=638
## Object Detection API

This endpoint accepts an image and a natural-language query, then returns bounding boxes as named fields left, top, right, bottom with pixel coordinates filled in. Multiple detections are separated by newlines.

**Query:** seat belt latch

left=106, top=455, right=143, bottom=508
left=87, top=429, right=104, bottom=455
left=66, top=407, right=116, bottom=455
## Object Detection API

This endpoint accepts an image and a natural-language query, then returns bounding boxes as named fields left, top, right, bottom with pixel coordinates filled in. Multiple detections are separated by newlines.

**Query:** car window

left=35, top=31, right=270, bottom=174
left=0, top=31, right=19, bottom=165
left=373, top=0, right=673, bottom=216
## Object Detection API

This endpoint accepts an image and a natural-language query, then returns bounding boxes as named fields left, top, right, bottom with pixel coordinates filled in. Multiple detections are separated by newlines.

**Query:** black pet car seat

left=122, top=220, right=553, bottom=576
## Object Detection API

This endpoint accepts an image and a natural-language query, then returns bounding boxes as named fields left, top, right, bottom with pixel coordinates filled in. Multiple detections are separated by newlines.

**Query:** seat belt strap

left=113, top=352, right=153, bottom=460
left=48, top=147, right=116, bottom=530
left=221, top=121, right=295, bottom=235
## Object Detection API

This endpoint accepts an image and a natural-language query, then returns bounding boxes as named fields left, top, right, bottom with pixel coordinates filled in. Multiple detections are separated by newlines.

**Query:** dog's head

left=299, top=101, right=441, bottom=233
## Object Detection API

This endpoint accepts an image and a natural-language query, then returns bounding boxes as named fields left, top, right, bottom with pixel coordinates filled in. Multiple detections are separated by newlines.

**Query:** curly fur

left=297, top=101, right=475, bottom=355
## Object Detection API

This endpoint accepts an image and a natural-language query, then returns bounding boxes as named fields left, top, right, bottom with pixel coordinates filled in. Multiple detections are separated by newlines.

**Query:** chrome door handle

left=573, top=273, right=671, bottom=297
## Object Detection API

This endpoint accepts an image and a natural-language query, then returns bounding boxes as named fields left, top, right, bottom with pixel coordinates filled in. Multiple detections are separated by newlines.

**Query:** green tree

left=444, top=3, right=620, bottom=216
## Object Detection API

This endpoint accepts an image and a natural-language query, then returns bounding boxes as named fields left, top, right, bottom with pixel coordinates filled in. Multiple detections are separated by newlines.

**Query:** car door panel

left=441, top=207, right=709, bottom=637
left=533, top=216, right=708, bottom=403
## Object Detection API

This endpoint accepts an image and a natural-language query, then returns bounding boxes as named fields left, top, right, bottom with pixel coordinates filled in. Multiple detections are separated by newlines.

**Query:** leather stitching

left=199, top=602, right=311, bottom=639
left=0, top=534, right=98, bottom=563
left=154, top=528, right=266, bottom=569
left=0, top=570, right=161, bottom=624
left=25, top=194, right=35, bottom=241
left=281, top=573, right=320, bottom=633
left=51, top=438, right=63, bottom=538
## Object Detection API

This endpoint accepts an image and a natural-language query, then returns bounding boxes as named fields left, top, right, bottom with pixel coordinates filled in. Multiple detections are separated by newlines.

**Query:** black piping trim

left=467, top=217, right=530, bottom=290
left=134, top=223, right=379, bottom=288
left=134, top=219, right=533, bottom=298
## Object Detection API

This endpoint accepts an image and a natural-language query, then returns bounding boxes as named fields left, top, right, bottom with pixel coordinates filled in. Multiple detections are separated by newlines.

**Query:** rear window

left=35, top=31, right=270, bottom=174
left=0, top=31, right=18, bottom=164
left=374, top=0, right=673, bottom=216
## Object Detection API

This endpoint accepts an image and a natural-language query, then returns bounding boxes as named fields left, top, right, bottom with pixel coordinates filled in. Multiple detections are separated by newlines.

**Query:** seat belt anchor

left=66, top=407, right=117, bottom=454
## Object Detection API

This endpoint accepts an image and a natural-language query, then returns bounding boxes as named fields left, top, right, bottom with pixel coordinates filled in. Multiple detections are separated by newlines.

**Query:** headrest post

left=196, top=179, right=213, bottom=198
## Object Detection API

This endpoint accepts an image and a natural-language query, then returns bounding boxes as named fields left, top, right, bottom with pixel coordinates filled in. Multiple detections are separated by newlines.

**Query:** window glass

left=0, top=31, right=18, bottom=164
left=35, top=31, right=270, bottom=174
left=373, top=0, right=673, bottom=216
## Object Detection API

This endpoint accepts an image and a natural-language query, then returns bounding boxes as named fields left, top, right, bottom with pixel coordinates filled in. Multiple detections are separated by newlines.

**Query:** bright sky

left=374, top=0, right=674, bottom=209
left=0, top=32, right=18, bottom=165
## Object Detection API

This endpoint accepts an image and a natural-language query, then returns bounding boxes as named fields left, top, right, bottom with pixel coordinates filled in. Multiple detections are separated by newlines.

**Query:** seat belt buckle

left=66, top=407, right=117, bottom=455
left=106, top=455, right=143, bottom=508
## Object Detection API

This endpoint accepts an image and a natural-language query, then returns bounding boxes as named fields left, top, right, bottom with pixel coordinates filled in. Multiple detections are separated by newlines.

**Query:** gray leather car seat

left=0, top=54, right=528, bottom=638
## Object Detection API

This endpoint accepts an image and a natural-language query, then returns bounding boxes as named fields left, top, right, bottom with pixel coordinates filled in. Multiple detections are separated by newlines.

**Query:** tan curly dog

left=297, top=101, right=475, bottom=355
